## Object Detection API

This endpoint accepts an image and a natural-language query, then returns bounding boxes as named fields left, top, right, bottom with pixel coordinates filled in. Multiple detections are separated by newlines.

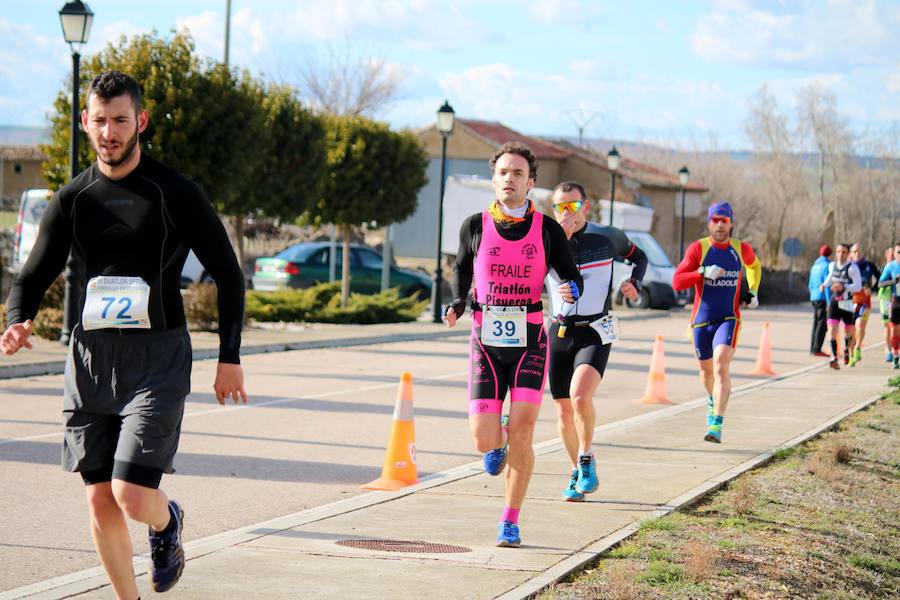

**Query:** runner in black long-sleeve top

left=1, top=70, right=246, bottom=598
left=443, top=142, right=582, bottom=549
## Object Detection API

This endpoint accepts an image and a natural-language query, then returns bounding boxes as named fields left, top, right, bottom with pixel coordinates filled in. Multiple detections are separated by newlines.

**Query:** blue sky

left=2, top=0, right=898, bottom=150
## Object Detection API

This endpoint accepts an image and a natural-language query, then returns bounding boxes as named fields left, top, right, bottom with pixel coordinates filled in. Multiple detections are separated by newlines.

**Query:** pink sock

left=501, top=507, right=520, bottom=524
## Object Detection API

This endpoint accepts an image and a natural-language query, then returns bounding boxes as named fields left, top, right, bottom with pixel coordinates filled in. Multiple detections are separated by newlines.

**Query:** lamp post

left=432, top=101, right=455, bottom=323
left=678, top=165, right=690, bottom=260
left=607, top=146, right=620, bottom=227
left=58, top=1, right=93, bottom=345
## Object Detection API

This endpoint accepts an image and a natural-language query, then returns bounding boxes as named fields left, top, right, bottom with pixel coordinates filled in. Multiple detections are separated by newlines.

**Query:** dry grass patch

left=730, top=479, right=756, bottom=516
left=682, top=540, right=718, bottom=583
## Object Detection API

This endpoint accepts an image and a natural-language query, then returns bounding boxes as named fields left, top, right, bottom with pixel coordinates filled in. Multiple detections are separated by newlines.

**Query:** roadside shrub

left=183, top=283, right=219, bottom=331
left=33, top=308, right=63, bottom=340
left=245, top=282, right=426, bottom=324
left=604, top=562, right=641, bottom=600
left=830, top=442, right=852, bottom=464
left=39, top=276, right=65, bottom=310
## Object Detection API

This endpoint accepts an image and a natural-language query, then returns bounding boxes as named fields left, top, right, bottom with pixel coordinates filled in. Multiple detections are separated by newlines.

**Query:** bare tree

left=292, top=44, right=403, bottom=118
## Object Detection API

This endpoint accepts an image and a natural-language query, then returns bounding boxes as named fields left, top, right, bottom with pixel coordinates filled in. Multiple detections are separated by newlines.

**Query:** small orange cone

left=636, top=335, right=672, bottom=404
left=749, top=322, right=777, bottom=376
left=362, top=372, right=418, bottom=491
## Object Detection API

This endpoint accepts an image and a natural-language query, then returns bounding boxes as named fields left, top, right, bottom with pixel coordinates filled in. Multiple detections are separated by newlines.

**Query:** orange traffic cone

left=362, top=372, right=419, bottom=491
left=636, top=335, right=672, bottom=404
left=749, top=322, right=776, bottom=376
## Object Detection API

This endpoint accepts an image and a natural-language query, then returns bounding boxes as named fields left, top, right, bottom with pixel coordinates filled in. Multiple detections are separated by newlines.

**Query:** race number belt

left=837, top=298, right=854, bottom=312
left=481, top=305, right=527, bottom=347
left=82, top=276, right=151, bottom=331
left=590, top=314, right=621, bottom=345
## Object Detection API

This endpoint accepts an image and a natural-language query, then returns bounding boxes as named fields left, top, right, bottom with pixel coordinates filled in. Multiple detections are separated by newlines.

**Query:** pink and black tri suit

left=449, top=207, right=583, bottom=415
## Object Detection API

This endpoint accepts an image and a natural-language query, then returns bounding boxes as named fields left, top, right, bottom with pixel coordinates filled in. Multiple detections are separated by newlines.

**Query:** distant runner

left=820, top=244, right=862, bottom=369
left=877, top=242, right=900, bottom=369
left=673, top=202, right=761, bottom=443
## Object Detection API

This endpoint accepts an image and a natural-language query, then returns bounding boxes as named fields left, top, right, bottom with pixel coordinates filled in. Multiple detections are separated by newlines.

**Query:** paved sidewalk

left=5, top=345, right=891, bottom=599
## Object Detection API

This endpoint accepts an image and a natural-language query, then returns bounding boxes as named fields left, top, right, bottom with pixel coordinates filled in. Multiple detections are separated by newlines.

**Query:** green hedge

left=245, top=282, right=427, bottom=325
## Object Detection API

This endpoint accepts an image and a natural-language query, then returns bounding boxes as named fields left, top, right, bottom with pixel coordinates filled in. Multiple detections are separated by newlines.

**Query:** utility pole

left=563, top=109, right=599, bottom=148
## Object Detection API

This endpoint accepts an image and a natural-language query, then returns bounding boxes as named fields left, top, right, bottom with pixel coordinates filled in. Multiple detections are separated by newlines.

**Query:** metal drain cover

left=336, top=539, right=471, bottom=554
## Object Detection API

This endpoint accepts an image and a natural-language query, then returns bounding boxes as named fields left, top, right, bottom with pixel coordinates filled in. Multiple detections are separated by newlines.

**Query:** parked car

left=612, top=231, right=691, bottom=309
left=252, top=241, right=432, bottom=298
left=12, top=188, right=212, bottom=288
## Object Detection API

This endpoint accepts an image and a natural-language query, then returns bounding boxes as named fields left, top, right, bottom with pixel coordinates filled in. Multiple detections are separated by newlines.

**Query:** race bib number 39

left=590, top=314, right=621, bottom=345
left=82, top=276, right=151, bottom=331
left=481, top=306, right=527, bottom=347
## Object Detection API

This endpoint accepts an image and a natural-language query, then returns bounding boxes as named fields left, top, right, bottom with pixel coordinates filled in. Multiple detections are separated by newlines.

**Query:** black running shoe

left=149, top=500, right=185, bottom=593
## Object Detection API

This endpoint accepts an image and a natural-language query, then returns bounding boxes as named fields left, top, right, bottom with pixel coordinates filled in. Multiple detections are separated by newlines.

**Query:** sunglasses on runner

left=710, top=216, right=731, bottom=225
left=553, top=201, right=583, bottom=213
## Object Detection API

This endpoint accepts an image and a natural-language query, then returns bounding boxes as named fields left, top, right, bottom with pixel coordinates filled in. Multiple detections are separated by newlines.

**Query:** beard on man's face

left=91, top=126, right=139, bottom=167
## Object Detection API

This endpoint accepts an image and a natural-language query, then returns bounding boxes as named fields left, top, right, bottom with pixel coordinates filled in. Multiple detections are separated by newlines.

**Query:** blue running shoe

left=575, top=454, right=599, bottom=494
left=149, top=500, right=185, bottom=593
left=886, top=352, right=893, bottom=363
left=704, top=416, right=723, bottom=444
left=496, top=520, right=521, bottom=547
left=483, top=415, right=509, bottom=476
left=706, top=395, right=715, bottom=427
left=562, top=469, right=584, bottom=502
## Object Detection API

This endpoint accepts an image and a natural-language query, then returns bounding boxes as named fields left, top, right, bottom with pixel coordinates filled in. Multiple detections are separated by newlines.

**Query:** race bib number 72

left=81, top=276, right=151, bottom=331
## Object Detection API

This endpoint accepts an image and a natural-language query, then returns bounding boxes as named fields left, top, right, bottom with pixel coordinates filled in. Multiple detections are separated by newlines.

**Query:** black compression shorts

left=547, top=320, right=611, bottom=399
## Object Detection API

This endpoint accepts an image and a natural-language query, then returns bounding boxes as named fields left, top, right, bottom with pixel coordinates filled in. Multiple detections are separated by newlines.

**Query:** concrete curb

left=497, top=391, right=886, bottom=600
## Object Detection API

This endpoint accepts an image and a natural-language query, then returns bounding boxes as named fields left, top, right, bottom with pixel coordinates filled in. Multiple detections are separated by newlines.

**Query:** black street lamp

left=678, top=166, right=690, bottom=260
left=58, top=0, right=93, bottom=345
left=432, top=100, right=455, bottom=323
left=607, top=146, right=620, bottom=227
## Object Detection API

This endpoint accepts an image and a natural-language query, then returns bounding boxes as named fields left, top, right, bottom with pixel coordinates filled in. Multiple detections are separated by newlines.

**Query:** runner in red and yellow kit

left=673, top=202, right=762, bottom=443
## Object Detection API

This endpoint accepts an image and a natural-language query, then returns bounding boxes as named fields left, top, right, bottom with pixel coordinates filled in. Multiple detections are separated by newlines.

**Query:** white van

left=612, top=230, right=691, bottom=309
left=12, top=189, right=51, bottom=270
left=12, top=188, right=210, bottom=287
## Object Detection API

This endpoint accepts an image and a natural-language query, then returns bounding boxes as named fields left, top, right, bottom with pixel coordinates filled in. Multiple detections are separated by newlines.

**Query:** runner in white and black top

left=544, top=181, right=647, bottom=502
left=1, top=71, right=247, bottom=600
left=820, top=243, right=862, bottom=369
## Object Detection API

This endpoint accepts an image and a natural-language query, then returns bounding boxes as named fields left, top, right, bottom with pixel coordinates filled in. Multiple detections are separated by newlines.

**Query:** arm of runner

left=173, top=180, right=245, bottom=365
left=877, top=265, right=897, bottom=287
left=845, top=263, right=863, bottom=294
left=822, top=262, right=834, bottom=290
left=741, top=242, right=762, bottom=297
left=6, top=194, right=73, bottom=326
left=448, top=215, right=478, bottom=322
left=610, top=229, right=647, bottom=301
left=672, top=241, right=703, bottom=291
left=213, top=362, right=247, bottom=404
left=544, top=218, right=583, bottom=300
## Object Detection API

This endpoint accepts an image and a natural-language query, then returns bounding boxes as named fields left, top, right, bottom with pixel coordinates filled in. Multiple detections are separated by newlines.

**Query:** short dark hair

left=836, top=243, right=850, bottom=251
left=489, top=142, right=538, bottom=179
left=552, top=181, right=586, bottom=200
left=87, top=70, right=143, bottom=113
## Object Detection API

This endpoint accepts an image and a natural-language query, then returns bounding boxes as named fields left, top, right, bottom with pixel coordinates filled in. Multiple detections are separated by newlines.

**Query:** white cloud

left=0, top=18, right=66, bottom=126
left=690, top=0, right=900, bottom=69
left=887, top=69, right=900, bottom=93
left=436, top=63, right=735, bottom=141
left=526, top=0, right=605, bottom=27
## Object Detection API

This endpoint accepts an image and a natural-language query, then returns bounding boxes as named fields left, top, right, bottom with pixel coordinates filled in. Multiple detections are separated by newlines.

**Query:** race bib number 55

left=590, top=314, right=621, bottom=345
left=81, top=276, right=151, bottom=331
left=481, top=306, right=527, bottom=347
